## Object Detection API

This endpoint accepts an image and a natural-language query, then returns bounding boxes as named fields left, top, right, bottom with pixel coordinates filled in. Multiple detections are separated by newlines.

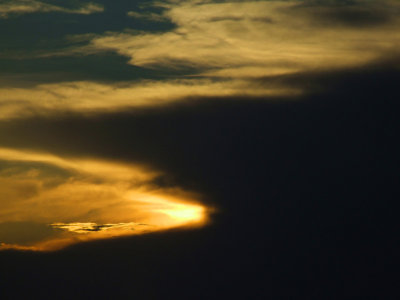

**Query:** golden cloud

left=90, top=0, right=400, bottom=77
left=0, top=147, right=210, bottom=251
left=1, top=1, right=398, bottom=120
left=0, top=78, right=299, bottom=119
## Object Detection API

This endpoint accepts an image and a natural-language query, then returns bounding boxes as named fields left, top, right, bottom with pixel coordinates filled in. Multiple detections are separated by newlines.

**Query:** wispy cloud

left=0, top=0, right=104, bottom=18
left=0, top=78, right=298, bottom=120
left=90, top=0, right=400, bottom=77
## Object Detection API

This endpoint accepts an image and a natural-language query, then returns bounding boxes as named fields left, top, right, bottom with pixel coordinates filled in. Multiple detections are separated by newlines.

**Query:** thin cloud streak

left=0, top=0, right=104, bottom=18
left=0, top=78, right=299, bottom=120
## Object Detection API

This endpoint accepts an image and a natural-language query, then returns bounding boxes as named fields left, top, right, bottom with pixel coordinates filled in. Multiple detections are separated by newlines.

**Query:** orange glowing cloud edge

left=0, top=147, right=214, bottom=252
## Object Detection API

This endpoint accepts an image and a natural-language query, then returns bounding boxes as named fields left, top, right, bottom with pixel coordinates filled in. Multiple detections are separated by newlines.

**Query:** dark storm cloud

left=0, top=60, right=398, bottom=297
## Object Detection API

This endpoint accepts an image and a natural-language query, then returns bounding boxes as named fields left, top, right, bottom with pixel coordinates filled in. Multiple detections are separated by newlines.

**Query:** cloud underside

left=0, top=0, right=103, bottom=18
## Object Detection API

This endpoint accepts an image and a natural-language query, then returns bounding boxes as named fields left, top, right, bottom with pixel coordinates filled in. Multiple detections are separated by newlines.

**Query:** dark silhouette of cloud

left=0, top=60, right=398, bottom=300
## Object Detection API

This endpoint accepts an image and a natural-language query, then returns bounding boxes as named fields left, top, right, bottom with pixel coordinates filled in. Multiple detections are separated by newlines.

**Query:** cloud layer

left=0, top=0, right=398, bottom=120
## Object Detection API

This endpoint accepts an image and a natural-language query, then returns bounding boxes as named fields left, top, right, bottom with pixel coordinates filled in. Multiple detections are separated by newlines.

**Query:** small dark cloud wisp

left=291, top=0, right=399, bottom=28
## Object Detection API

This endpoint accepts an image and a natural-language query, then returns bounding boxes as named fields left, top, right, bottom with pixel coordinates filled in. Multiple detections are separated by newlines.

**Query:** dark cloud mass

left=1, top=58, right=399, bottom=297
left=0, top=0, right=399, bottom=299
left=0, top=95, right=396, bottom=288
left=287, top=0, right=400, bottom=28
left=318, top=7, right=394, bottom=27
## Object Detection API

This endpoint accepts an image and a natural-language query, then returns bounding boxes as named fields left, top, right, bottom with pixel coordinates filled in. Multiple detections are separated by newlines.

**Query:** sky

left=0, top=0, right=399, bottom=298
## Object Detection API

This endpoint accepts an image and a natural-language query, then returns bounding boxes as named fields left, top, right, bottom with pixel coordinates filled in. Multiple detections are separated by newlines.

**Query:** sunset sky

left=1, top=0, right=399, bottom=298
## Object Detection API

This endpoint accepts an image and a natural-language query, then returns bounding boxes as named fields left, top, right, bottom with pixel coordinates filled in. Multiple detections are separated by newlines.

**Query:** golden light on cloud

left=1, top=1, right=397, bottom=121
left=0, top=147, right=210, bottom=252
left=90, top=0, right=400, bottom=77
left=0, top=78, right=299, bottom=120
